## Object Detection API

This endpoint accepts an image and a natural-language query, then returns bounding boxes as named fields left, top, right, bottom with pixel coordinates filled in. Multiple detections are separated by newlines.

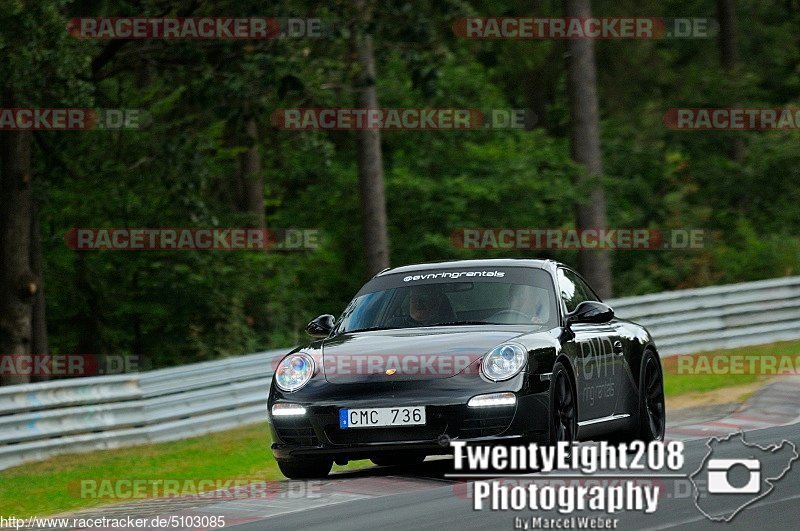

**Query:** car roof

left=374, top=258, right=559, bottom=277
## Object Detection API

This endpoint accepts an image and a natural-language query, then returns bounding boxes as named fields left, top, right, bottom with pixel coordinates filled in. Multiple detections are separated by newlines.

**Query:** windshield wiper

left=423, top=320, right=490, bottom=327
left=343, top=325, right=401, bottom=333
left=344, top=320, right=504, bottom=332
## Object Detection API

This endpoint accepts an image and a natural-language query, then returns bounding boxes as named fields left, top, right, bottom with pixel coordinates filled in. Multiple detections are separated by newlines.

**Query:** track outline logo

left=689, top=431, right=798, bottom=522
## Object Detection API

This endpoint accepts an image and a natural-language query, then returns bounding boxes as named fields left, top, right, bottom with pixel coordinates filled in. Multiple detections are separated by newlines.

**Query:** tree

left=237, top=117, right=266, bottom=228
left=0, top=126, right=36, bottom=386
left=716, top=0, right=744, bottom=161
left=717, top=0, right=740, bottom=71
left=563, top=0, right=613, bottom=298
left=0, top=0, right=92, bottom=384
left=354, top=10, right=390, bottom=278
left=30, top=201, right=49, bottom=381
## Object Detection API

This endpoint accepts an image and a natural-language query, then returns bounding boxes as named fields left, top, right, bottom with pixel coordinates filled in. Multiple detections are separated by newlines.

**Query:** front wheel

left=548, top=361, right=577, bottom=445
left=277, top=456, right=333, bottom=479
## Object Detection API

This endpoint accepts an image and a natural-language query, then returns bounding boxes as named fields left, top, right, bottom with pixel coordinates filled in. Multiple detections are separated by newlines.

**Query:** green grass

left=0, top=423, right=370, bottom=517
left=662, top=339, right=800, bottom=396
left=2, top=339, right=799, bottom=517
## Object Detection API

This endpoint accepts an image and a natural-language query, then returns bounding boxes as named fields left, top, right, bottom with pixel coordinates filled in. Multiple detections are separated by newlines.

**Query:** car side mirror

left=306, top=314, right=335, bottom=338
left=565, top=301, right=614, bottom=326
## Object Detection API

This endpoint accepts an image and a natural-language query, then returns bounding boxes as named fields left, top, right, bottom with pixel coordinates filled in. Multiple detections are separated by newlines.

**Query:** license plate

left=339, top=407, right=426, bottom=429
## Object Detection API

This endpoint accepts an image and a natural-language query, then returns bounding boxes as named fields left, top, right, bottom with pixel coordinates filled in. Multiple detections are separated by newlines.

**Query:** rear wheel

left=548, top=362, right=577, bottom=445
left=638, top=351, right=666, bottom=442
left=608, top=349, right=665, bottom=445
left=277, top=456, right=333, bottom=479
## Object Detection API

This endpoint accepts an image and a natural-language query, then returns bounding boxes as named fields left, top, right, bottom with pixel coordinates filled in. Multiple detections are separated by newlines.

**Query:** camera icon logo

left=690, top=432, right=798, bottom=522
left=707, top=458, right=761, bottom=494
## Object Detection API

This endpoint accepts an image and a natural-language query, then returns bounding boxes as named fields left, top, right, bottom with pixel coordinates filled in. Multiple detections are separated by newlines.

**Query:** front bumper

left=268, top=376, right=550, bottom=460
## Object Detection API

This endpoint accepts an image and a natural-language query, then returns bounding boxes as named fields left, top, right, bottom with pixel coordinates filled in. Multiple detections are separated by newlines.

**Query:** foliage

left=1, top=0, right=798, bottom=366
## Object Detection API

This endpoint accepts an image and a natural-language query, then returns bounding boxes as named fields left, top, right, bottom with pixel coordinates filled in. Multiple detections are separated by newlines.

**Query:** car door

left=557, top=268, right=620, bottom=420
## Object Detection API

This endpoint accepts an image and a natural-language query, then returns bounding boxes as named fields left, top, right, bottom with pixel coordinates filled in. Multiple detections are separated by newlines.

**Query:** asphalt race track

left=228, top=423, right=800, bottom=531
left=40, top=377, right=800, bottom=530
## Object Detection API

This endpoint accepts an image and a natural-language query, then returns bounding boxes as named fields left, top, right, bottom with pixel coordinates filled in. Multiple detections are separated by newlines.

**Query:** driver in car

left=389, top=286, right=452, bottom=327
left=507, top=283, right=550, bottom=325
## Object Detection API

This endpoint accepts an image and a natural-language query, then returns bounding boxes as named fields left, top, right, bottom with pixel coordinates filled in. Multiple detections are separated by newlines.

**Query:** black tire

left=277, top=457, right=333, bottom=479
left=606, top=350, right=666, bottom=446
left=371, top=454, right=426, bottom=467
left=548, top=361, right=577, bottom=445
left=636, top=350, right=666, bottom=442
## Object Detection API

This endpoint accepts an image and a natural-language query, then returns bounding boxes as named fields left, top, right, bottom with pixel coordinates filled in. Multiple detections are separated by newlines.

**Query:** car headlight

left=481, top=343, right=527, bottom=381
left=275, top=352, right=315, bottom=392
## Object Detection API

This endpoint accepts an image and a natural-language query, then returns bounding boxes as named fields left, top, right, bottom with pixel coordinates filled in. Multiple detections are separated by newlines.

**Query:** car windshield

left=334, top=267, right=558, bottom=333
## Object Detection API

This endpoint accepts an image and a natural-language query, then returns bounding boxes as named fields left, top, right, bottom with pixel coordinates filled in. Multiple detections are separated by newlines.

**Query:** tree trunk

left=716, top=0, right=739, bottom=70
left=74, top=252, right=101, bottom=357
left=525, top=44, right=561, bottom=131
left=563, top=0, right=613, bottom=299
left=716, top=0, right=744, bottom=160
left=237, top=117, right=265, bottom=228
left=0, top=128, right=36, bottom=386
left=30, top=200, right=49, bottom=382
left=525, top=68, right=549, bottom=130
left=355, top=34, right=391, bottom=277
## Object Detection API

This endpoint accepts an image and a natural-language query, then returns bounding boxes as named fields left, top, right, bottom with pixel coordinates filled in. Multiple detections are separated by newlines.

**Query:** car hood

left=321, top=326, right=526, bottom=383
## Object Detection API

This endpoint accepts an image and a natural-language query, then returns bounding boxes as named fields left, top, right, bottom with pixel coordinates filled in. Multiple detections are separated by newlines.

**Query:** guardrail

left=1, top=276, right=799, bottom=470
left=0, top=350, right=284, bottom=470
left=606, top=276, right=800, bottom=356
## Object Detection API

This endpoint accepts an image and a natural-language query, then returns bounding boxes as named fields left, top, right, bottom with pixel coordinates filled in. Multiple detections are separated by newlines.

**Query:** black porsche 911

left=267, top=259, right=665, bottom=479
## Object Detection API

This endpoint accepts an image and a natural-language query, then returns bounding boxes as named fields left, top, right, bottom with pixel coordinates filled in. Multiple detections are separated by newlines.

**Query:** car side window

left=557, top=268, right=595, bottom=313
left=573, top=274, right=600, bottom=304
